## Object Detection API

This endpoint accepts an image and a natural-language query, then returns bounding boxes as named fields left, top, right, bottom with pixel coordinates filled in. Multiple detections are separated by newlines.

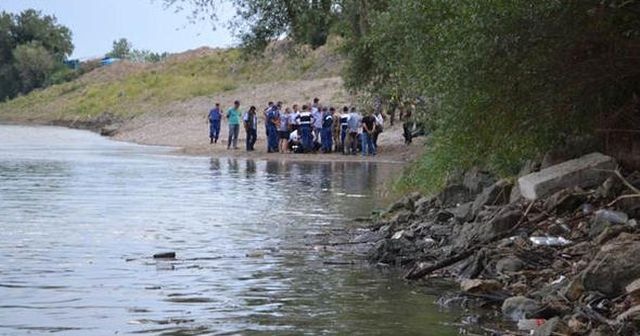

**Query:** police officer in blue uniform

left=296, top=105, right=314, bottom=152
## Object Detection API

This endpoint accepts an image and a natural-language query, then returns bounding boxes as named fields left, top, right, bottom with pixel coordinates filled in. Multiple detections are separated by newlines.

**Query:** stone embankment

left=359, top=152, right=640, bottom=335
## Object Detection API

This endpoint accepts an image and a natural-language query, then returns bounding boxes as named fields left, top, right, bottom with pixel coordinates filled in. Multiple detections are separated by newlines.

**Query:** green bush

left=342, top=0, right=640, bottom=193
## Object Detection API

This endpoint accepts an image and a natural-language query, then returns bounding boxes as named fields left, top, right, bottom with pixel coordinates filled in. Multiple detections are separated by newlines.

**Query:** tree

left=106, top=38, right=132, bottom=58
left=162, top=0, right=339, bottom=50
left=342, top=0, right=640, bottom=190
left=128, top=49, right=168, bottom=63
left=12, top=41, right=55, bottom=93
left=0, top=9, right=73, bottom=101
left=12, top=9, right=73, bottom=61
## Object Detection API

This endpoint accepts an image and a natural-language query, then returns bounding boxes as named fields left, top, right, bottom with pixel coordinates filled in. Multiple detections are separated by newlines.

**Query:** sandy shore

left=1, top=76, right=426, bottom=163
left=112, top=101, right=426, bottom=163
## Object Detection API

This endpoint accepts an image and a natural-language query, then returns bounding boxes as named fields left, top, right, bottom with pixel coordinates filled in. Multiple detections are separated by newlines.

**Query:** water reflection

left=246, top=159, right=257, bottom=177
left=0, top=125, right=459, bottom=335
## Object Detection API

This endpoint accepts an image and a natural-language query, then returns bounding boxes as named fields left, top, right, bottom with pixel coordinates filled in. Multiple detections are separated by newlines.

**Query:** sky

left=0, top=0, right=236, bottom=59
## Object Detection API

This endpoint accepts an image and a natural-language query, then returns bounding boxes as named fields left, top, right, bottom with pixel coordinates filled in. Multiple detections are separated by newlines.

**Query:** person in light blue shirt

left=345, top=107, right=361, bottom=155
left=208, top=102, right=221, bottom=144
left=226, top=100, right=242, bottom=149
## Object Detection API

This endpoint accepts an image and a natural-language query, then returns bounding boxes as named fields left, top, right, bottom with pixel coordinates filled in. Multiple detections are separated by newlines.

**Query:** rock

left=471, top=179, right=513, bottom=216
left=351, top=230, right=385, bottom=244
left=435, top=210, right=453, bottom=222
left=626, top=278, right=640, bottom=304
left=368, top=238, right=422, bottom=265
left=387, top=197, right=412, bottom=214
left=428, top=224, right=452, bottom=237
left=386, top=192, right=422, bottom=215
left=589, top=325, right=615, bottom=336
left=567, top=314, right=589, bottom=334
left=496, top=256, right=525, bottom=273
left=457, top=248, right=490, bottom=279
left=448, top=202, right=473, bottom=223
left=455, top=208, right=522, bottom=248
left=509, top=160, right=540, bottom=203
left=543, top=188, right=586, bottom=215
left=518, top=152, right=616, bottom=201
left=502, top=296, right=542, bottom=321
left=563, top=277, right=584, bottom=302
left=414, top=195, right=434, bottom=209
left=460, top=279, right=503, bottom=295
left=391, top=229, right=414, bottom=240
left=532, top=316, right=560, bottom=336
left=509, top=184, right=523, bottom=203
left=153, top=251, right=176, bottom=259
left=483, top=208, right=523, bottom=239
left=582, top=239, right=640, bottom=297
left=562, top=241, right=593, bottom=257
left=436, top=184, right=473, bottom=207
left=389, top=210, right=413, bottom=228
left=414, top=196, right=435, bottom=216
left=616, top=305, right=640, bottom=323
left=618, top=196, right=640, bottom=219
left=463, top=167, right=496, bottom=194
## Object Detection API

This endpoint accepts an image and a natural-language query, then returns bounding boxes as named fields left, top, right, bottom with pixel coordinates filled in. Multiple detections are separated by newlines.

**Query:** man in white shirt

left=289, top=104, right=300, bottom=132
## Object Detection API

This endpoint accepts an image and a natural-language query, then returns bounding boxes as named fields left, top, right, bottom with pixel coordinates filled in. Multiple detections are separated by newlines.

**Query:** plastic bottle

left=594, top=209, right=629, bottom=224
left=529, top=236, right=572, bottom=246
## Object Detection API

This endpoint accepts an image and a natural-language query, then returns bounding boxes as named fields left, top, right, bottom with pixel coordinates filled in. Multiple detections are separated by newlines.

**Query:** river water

left=0, top=125, right=461, bottom=335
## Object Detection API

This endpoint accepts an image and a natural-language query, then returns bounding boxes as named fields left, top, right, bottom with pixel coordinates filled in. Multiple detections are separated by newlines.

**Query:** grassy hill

left=0, top=40, right=346, bottom=126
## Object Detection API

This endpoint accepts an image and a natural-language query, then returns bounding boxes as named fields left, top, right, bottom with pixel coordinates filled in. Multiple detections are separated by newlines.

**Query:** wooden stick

left=613, top=168, right=640, bottom=194
left=607, top=194, right=640, bottom=207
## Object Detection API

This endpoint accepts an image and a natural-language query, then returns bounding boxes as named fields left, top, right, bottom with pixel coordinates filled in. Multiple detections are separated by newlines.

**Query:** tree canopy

left=0, top=9, right=73, bottom=101
left=106, top=38, right=132, bottom=59
left=163, top=0, right=339, bottom=49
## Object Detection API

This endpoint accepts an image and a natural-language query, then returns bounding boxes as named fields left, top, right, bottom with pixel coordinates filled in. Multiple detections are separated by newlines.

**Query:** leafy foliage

left=162, top=0, right=338, bottom=50
left=340, top=0, right=640, bottom=192
left=106, top=38, right=132, bottom=59
left=128, top=49, right=169, bottom=63
left=12, top=41, right=56, bottom=93
left=0, top=9, right=73, bottom=101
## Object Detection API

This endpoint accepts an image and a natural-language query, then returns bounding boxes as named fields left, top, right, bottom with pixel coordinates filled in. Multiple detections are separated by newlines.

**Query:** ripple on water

left=0, top=125, right=461, bottom=335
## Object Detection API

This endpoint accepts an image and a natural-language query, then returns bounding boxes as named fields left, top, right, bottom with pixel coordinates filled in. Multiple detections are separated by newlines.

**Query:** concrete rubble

left=359, top=152, right=640, bottom=335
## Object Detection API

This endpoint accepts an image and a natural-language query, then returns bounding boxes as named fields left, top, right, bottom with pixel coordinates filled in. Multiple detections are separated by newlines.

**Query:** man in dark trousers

left=296, top=105, right=315, bottom=152
left=321, top=107, right=334, bottom=153
left=361, top=110, right=377, bottom=156
left=208, top=103, right=222, bottom=144
left=243, top=106, right=258, bottom=151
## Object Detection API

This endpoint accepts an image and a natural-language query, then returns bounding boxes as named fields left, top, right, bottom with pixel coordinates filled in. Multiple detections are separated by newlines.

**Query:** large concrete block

left=518, top=152, right=616, bottom=201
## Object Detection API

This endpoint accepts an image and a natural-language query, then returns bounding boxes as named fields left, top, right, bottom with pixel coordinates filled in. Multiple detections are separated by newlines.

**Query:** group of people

left=207, top=98, right=385, bottom=156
